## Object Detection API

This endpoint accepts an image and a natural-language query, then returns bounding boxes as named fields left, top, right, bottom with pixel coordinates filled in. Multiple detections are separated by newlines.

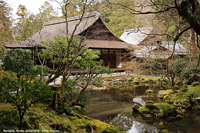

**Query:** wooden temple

left=5, top=12, right=134, bottom=72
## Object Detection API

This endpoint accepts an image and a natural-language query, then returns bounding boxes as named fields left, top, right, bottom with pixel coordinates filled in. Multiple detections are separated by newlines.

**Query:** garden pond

left=85, top=77, right=200, bottom=133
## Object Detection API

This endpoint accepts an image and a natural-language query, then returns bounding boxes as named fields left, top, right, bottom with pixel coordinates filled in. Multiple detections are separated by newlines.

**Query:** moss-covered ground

left=0, top=103, right=122, bottom=133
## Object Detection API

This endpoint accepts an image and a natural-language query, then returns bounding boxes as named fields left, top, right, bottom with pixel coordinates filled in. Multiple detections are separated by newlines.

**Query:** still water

left=86, top=85, right=200, bottom=133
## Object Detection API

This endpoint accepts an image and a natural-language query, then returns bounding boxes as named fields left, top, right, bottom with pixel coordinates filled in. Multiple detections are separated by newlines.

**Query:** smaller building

left=120, top=27, right=189, bottom=59
left=120, top=27, right=153, bottom=46
left=134, top=41, right=188, bottom=59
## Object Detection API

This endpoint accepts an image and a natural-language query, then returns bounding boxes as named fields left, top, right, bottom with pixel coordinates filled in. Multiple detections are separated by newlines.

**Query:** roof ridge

left=124, top=27, right=153, bottom=33
left=44, top=11, right=101, bottom=26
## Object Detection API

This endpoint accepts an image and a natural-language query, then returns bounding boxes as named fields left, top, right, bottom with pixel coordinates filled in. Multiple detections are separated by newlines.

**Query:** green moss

left=187, top=85, right=200, bottom=96
left=139, top=102, right=175, bottom=118
left=101, top=128, right=117, bottom=133
left=145, top=89, right=153, bottom=94
left=154, top=103, right=174, bottom=111
left=123, top=75, right=159, bottom=81
left=176, top=81, right=183, bottom=86
left=192, top=82, right=200, bottom=86
left=144, top=77, right=159, bottom=80
left=90, top=119, right=119, bottom=133
left=146, top=100, right=154, bottom=104
left=163, top=95, right=169, bottom=100
left=183, top=90, right=198, bottom=98
left=156, top=129, right=169, bottom=133
left=180, top=88, right=188, bottom=92
left=154, top=103, right=175, bottom=117
left=138, top=106, right=151, bottom=114
left=133, top=78, right=141, bottom=85
left=0, top=103, right=15, bottom=111
left=158, top=90, right=173, bottom=99
left=0, top=103, right=120, bottom=132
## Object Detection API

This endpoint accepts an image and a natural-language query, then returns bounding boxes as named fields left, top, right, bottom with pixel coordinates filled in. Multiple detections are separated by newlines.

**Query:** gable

left=82, top=18, right=122, bottom=41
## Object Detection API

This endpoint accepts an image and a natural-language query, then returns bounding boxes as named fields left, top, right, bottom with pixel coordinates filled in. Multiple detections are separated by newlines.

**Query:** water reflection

left=110, top=114, right=158, bottom=133
left=128, top=121, right=158, bottom=133
left=86, top=84, right=200, bottom=132
left=110, top=114, right=133, bottom=131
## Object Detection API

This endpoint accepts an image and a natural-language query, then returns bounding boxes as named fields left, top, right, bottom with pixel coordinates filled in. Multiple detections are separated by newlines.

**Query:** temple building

left=6, top=12, right=134, bottom=72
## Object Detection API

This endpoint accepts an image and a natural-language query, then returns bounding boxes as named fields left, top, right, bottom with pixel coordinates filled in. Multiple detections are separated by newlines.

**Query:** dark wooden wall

left=82, top=18, right=121, bottom=41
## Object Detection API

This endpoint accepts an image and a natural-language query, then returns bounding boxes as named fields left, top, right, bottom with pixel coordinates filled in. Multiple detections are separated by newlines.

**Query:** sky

left=6, top=0, right=60, bottom=19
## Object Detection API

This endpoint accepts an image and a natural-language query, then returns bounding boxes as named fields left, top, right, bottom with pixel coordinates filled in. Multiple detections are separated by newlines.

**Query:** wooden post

left=108, top=49, right=110, bottom=69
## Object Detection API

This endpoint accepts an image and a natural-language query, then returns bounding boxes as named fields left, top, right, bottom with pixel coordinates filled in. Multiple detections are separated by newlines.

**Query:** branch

left=177, top=0, right=200, bottom=35
left=130, top=6, right=176, bottom=15
left=105, top=0, right=176, bottom=15
left=168, top=26, right=191, bottom=59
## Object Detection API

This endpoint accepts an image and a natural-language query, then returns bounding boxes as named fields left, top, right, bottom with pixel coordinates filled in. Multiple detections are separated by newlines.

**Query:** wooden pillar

left=32, top=48, right=36, bottom=65
left=120, top=50, right=122, bottom=69
left=100, top=49, right=102, bottom=62
left=108, top=49, right=110, bottom=69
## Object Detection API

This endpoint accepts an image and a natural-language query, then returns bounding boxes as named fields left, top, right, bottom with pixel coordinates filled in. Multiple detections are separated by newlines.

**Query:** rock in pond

left=158, top=90, right=173, bottom=99
left=196, top=97, right=200, bottom=104
left=133, top=96, right=146, bottom=106
left=132, top=103, right=140, bottom=112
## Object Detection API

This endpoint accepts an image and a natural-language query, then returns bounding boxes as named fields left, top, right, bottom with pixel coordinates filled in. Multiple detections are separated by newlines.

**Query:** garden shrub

left=2, top=49, right=34, bottom=77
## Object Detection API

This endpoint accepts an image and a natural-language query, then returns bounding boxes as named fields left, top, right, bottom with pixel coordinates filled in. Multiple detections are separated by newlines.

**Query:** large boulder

left=138, top=102, right=175, bottom=118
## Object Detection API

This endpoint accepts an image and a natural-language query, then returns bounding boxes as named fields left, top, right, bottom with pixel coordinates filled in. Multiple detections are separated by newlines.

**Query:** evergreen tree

left=0, top=0, right=13, bottom=58
left=14, top=1, right=59, bottom=42
left=94, top=0, right=136, bottom=37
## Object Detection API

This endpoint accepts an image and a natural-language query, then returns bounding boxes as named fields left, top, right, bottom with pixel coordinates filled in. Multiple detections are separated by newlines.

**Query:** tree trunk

left=41, top=64, right=44, bottom=82
left=178, top=0, right=200, bottom=35
left=18, top=115, right=23, bottom=130
left=17, top=107, right=24, bottom=130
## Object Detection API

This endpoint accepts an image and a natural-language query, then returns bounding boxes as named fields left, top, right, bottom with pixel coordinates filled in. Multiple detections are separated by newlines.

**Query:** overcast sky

left=6, top=0, right=60, bottom=19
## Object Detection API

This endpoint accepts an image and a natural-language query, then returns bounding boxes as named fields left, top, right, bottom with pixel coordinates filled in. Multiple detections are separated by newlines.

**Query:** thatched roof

left=6, top=11, right=132, bottom=50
